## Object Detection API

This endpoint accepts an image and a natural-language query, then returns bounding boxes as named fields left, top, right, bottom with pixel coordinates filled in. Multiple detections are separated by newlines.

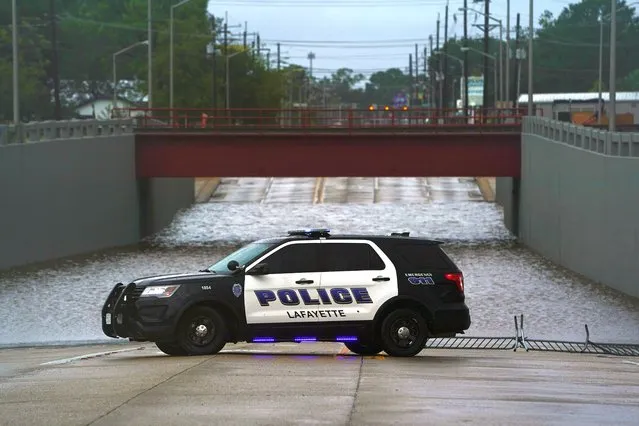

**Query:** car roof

left=254, top=234, right=443, bottom=246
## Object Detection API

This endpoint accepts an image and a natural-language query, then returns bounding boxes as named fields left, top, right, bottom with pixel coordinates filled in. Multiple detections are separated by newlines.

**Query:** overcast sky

left=207, top=0, right=574, bottom=79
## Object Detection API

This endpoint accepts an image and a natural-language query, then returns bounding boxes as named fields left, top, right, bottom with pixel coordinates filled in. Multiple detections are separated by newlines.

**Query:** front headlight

left=140, top=285, right=181, bottom=298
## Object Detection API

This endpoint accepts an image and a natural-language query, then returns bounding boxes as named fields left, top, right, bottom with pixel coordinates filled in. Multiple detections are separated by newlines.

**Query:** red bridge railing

left=113, top=107, right=529, bottom=131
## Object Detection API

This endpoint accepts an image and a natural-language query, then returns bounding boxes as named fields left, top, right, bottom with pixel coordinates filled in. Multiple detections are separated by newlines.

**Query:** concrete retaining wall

left=0, top=121, right=193, bottom=270
left=499, top=117, right=639, bottom=298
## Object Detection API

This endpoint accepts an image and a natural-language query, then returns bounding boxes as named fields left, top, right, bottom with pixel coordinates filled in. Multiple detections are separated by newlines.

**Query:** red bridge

left=117, top=107, right=525, bottom=178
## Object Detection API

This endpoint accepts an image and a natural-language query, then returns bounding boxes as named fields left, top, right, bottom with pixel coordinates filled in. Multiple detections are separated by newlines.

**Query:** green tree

left=532, top=0, right=639, bottom=93
left=618, top=68, right=639, bottom=90
left=0, top=22, right=51, bottom=122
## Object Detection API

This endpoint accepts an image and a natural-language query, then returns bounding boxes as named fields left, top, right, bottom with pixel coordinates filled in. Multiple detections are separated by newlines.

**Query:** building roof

left=518, top=92, right=639, bottom=104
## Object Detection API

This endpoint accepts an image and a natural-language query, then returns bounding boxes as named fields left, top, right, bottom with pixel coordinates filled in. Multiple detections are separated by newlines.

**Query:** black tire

left=156, top=342, right=188, bottom=356
left=379, top=308, right=429, bottom=357
left=344, top=341, right=383, bottom=356
left=176, top=306, right=227, bottom=356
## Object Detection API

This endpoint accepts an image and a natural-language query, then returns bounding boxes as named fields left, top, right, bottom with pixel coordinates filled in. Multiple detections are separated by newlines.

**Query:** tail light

left=444, top=272, right=464, bottom=293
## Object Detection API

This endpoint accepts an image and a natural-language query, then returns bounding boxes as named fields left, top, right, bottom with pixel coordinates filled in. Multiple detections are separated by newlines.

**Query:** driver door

left=243, top=241, right=322, bottom=324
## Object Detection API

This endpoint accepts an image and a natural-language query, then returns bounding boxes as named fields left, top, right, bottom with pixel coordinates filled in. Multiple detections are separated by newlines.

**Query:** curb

left=194, top=178, right=221, bottom=203
left=475, top=177, right=495, bottom=202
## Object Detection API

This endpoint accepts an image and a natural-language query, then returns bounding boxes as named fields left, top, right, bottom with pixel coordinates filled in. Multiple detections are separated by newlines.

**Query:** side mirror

left=227, top=260, right=240, bottom=271
left=246, top=262, right=269, bottom=275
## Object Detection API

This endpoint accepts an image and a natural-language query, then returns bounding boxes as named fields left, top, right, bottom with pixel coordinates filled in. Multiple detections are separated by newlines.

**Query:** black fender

left=372, top=295, right=433, bottom=331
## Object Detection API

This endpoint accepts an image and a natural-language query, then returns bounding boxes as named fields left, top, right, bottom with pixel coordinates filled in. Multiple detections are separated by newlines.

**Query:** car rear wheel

left=156, top=342, right=188, bottom=356
left=176, top=306, right=227, bottom=356
left=344, top=341, right=383, bottom=356
left=380, top=308, right=429, bottom=357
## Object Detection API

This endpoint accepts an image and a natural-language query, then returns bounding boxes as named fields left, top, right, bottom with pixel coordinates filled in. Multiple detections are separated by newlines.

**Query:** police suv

left=102, top=229, right=470, bottom=357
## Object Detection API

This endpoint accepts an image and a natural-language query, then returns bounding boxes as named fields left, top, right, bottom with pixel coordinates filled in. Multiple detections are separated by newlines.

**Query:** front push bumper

left=101, top=283, right=174, bottom=341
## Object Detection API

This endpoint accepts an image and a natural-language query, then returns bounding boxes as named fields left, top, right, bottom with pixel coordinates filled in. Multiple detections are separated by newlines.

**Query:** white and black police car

left=102, top=229, right=470, bottom=357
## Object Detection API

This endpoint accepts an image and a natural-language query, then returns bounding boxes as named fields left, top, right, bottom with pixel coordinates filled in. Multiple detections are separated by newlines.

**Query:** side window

left=323, top=243, right=385, bottom=272
left=262, top=243, right=320, bottom=274
left=394, top=244, right=452, bottom=270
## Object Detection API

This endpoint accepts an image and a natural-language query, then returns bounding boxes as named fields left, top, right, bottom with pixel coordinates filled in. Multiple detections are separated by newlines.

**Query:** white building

left=518, top=92, right=639, bottom=123
left=74, top=96, right=146, bottom=120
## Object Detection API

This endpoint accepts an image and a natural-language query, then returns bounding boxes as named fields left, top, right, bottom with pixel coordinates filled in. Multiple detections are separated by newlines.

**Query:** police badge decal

left=232, top=283, right=243, bottom=298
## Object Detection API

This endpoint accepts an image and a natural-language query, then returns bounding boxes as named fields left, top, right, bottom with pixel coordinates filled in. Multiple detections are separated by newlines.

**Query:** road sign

left=393, top=92, right=408, bottom=107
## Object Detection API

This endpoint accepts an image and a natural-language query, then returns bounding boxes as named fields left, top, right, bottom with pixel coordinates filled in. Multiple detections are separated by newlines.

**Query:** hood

left=131, top=272, right=226, bottom=286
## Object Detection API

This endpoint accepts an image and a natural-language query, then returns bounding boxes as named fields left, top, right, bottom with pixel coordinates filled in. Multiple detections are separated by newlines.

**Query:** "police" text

left=254, top=287, right=373, bottom=307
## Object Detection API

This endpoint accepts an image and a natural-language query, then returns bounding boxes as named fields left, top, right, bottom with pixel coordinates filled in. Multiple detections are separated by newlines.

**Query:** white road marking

left=40, top=347, right=144, bottom=366
left=622, top=360, right=639, bottom=366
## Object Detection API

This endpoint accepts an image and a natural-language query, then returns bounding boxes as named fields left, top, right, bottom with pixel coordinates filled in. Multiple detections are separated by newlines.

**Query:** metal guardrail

left=0, top=119, right=135, bottom=145
left=523, top=116, right=639, bottom=157
left=426, top=314, right=639, bottom=357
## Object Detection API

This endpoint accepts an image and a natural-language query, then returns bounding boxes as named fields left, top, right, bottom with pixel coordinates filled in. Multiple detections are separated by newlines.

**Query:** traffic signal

left=384, top=105, right=390, bottom=111
left=368, top=105, right=375, bottom=111
left=402, top=106, right=408, bottom=111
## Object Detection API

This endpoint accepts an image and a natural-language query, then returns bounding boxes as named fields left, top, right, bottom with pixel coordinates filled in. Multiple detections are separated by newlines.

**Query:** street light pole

left=226, top=51, right=244, bottom=110
left=170, top=0, right=193, bottom=112
left=148, top=0, right=153, bottom=109
left=609, top=0, right=617, bottom=131
left=113, top=41, right=149, bottom=113
left=528, top=0, right=533, bottom=116
left=435, top=51, right=466, bottom=106
left=12, top=0, right=19, bottom=125
left=461, top=47, right=497, bottom=109
left=598, top=10, right=604, bottom=125
left=458, top=7, right=503, bottom=104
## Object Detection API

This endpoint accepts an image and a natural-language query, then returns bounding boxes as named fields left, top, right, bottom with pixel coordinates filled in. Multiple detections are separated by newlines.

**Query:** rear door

left=243, top=241, right=322, bottom=324
left=318, top=240, right=398, bottom=322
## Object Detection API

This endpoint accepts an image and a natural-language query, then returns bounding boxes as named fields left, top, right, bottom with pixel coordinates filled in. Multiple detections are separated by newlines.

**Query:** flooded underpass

left=1, top=177, right=637, bottom=347
left=1, top=177, right=638, bottom=425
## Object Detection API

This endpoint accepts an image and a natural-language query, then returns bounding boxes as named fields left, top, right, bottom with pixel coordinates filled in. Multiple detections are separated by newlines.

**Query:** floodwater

left=0, top=177, right=637, bottom=347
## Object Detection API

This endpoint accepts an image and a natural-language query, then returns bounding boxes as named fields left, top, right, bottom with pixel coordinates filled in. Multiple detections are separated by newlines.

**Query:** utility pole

left=223, top=14, right=228, bottom=110
left=50, top=0, right=61, bottom=120
left=609, top=0, right=616, bottom=131
left=277, top=43, right=281, bottom=70
left=414, top=43, right=418, bottom=106
left=483, top=0, right=490, bottom=109
left=463, top=0, right=469, bottom=115
left=147, top=0, right=152, bottom=109
left=243, top=21, right=247, bottom=49
left=409, top=53, right=413, bottom=107
left=506, top=0, right=510, bottom=104
left=12, top=0, right=19, bottom=125
left=443, top=2, right=449, bottom=110
left=528, top=0, right=533, bottom=116
left=436, top=13, right=441, bottom=112
left=512, top=13, right=520, bottom=106
left=423, top=46, right=428, bottom=105
left=429, top=35, right=434, bottom=109
left=267, top=52, right=271, bottom=70
left=257, top=34, right=261, bottom=56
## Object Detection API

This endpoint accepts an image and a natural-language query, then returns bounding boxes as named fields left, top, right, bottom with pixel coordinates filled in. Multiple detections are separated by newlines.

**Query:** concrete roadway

left=1, top=342, right=638, bottom=425
left=208, top=177, right=483, bottom=203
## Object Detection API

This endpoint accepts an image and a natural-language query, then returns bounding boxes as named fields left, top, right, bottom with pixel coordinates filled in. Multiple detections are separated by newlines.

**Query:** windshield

left=205, top=242, right=275, bottom=274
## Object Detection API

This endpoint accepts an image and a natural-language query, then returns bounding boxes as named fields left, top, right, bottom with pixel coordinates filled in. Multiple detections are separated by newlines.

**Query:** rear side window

left=322, top=243, right=385, bottom=272
left=394, top=244, right=453, bottom=270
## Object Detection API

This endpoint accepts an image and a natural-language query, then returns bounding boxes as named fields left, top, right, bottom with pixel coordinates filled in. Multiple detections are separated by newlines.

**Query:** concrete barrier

left=497, top=117, right=639, bottom=298
left=0, top=130, right=193, bottom=271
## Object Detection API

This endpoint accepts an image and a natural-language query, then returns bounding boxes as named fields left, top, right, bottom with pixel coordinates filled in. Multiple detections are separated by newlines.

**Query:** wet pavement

left=0, top=342, right=638, bottom=425
left=209, top=177, right=484, bottom=204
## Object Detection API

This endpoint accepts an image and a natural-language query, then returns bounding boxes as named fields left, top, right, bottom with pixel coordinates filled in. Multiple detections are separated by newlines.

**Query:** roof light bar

left=287, top=228, right=331, bottom=238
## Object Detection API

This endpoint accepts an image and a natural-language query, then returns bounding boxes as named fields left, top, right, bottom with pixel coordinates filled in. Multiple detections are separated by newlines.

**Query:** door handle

left=295, top=279, right=314, bottom=284
left=372, top=276, right=390, bottom=282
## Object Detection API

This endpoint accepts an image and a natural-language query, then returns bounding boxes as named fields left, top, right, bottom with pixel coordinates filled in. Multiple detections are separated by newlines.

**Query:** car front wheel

left=176, top=306, right=227, bottom=356
left=156, top=341, right=188, bottom=356
left=380, top=308, right=429, bottom=357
